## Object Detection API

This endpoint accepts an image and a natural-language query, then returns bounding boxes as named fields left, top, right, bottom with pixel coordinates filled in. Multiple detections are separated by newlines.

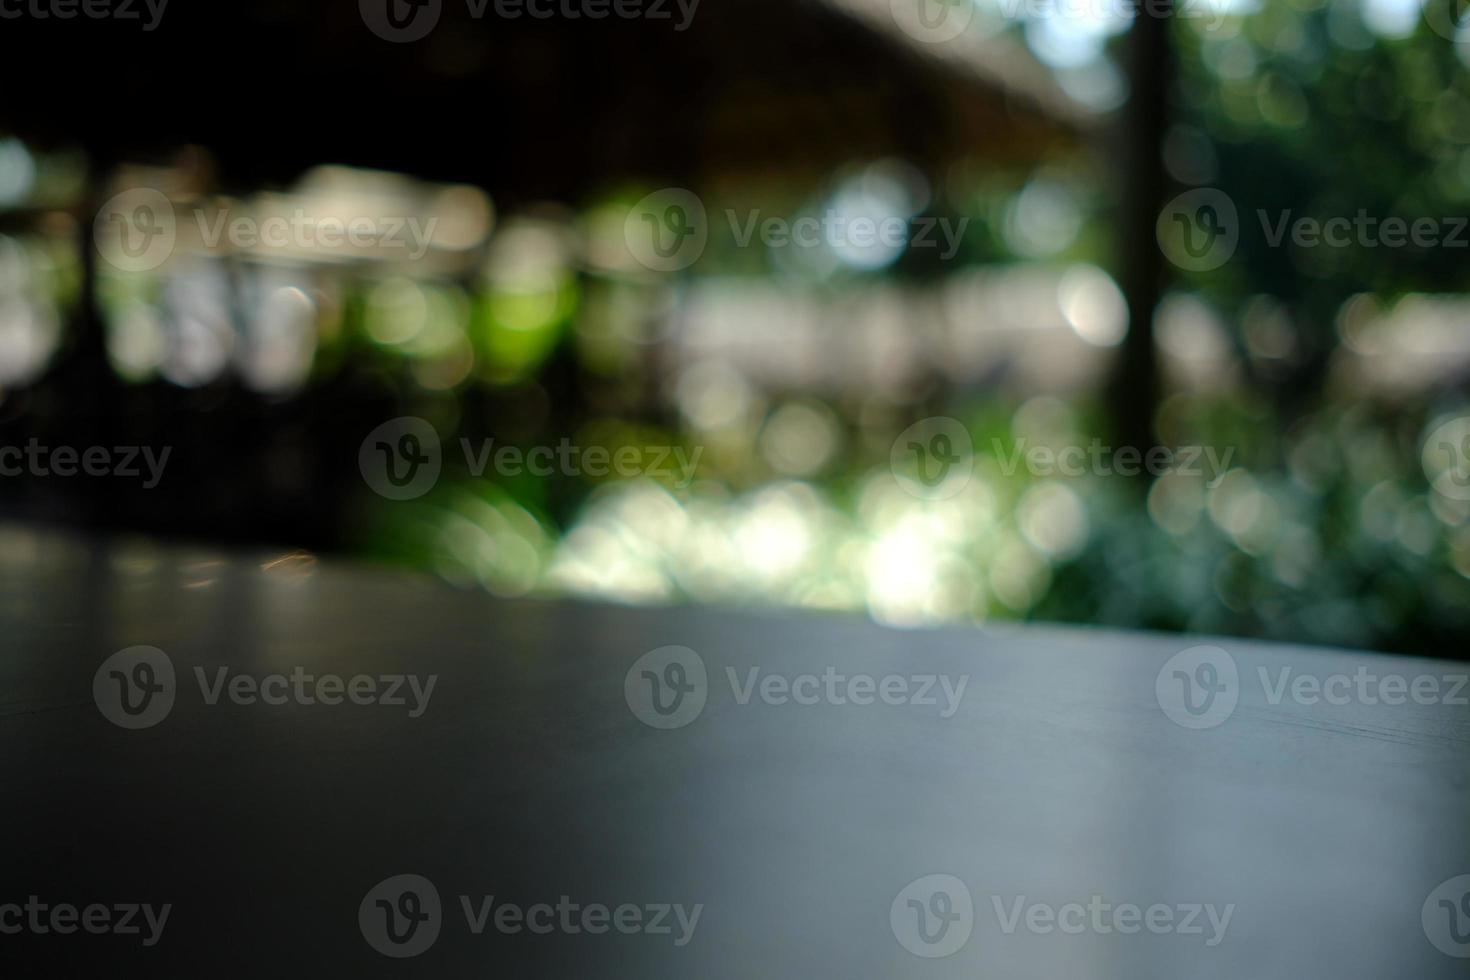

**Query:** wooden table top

left=1, top=530, right=1467, bottom=976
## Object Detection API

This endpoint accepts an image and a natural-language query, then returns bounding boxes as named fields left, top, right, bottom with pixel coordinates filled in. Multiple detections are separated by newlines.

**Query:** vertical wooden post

left=1109, top=3, right=1173, bottom=473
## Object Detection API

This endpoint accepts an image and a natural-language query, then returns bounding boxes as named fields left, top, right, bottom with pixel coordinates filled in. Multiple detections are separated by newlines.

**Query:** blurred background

left=1, top=0, right=1469, bottom=656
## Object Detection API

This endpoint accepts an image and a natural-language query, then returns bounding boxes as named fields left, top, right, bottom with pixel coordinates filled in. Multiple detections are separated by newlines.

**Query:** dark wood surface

left=1, top=529, right=1467, bottom=976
